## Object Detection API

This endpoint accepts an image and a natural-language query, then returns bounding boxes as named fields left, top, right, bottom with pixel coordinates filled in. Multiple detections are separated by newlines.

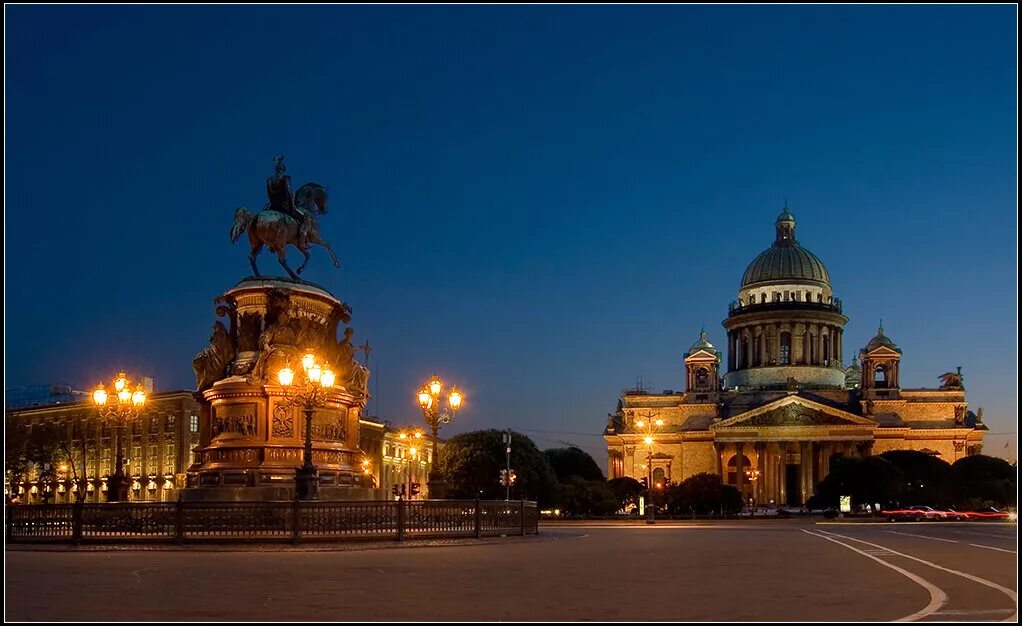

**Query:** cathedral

left=603, top=208, right=987, bottom=507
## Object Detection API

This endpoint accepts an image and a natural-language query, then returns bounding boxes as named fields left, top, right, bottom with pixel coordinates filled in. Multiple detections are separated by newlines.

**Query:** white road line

left=815, top=529, right=1018, bottom=623
left=886, top=531, right=958, bottom=543
left=801, top=529, right=946, bottom=622
left=935, top=609, right=1016, bottom=616
left=969, top=543, right=1016, bottom=554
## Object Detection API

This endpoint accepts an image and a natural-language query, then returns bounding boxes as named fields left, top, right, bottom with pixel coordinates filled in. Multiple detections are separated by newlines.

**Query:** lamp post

left=634, top=412, right=663, bottom=524
left=277, top=352, right=337, bottom=500
left=745, top=469, right=761, bottom=510
left=416, top=373, right=464, bottom=499
left=398, top=429, right=424, bottom=499
left=92, top=372, right=147, bottom=502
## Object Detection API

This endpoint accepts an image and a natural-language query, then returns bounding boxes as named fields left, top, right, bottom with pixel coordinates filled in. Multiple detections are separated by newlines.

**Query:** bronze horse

left=230, top=182, right=341, bottom=280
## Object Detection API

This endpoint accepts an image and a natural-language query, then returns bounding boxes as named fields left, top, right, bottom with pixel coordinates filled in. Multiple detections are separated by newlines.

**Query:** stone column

left=755, top=443, right=766, bottom=505
left=778, top=442, right=787, bottom=505
left=800, top=441, right=811, bottom=504
left=713, top=442, right=723, bottom=477
left=736, top=443, right=745, bottom=494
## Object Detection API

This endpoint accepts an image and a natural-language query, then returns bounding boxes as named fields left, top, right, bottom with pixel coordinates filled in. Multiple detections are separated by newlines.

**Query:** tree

left=437, top=429, right=558, bottom=505
left=880, top=450, right=953, bottom=506
left=812, top=456, right=903, bottom=509
left=5, top=414, right=63, bottom=503
left=951, top=454, right=1017, bottom=508
left=543, top=447, right=604, bottom=482
left=557, top=476, right=620, bottom=517
left=607, top=476, right=644, bottom=512
left=665, top=473, right=742, bottom=516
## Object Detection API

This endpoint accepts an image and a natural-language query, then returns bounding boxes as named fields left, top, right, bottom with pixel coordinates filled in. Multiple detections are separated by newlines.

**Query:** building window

left=166, top=415, right=175, bottom=432
left=652, top=467, right=667, bottom=489
left=189, top=415, right=199, bottom=433
left=780, top=332, right=791, bottom=365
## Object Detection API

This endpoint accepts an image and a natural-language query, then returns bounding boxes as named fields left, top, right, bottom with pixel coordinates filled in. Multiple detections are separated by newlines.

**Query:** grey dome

left=741, top=208, right=831, bottom=288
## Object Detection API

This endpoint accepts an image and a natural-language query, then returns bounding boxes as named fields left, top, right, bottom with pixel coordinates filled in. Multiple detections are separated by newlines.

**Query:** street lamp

left=634, top=412, right=664, bottom=524
left=416, top=373, right=464, bottom=498
left=277, top=352, right=337, bottom=500
left=92, top=372, right=147, bottom=502
left=398, top=428, right=424, bottom=499
left=745, top=469, right=761, bottom=508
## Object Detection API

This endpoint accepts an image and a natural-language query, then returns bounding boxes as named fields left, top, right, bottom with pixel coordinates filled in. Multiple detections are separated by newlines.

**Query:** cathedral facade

left=603, top=209, right=987, bottom=507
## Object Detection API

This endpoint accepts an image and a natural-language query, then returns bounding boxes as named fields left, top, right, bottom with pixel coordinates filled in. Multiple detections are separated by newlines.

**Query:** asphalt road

left=4, top=520, right=1016, bottom=621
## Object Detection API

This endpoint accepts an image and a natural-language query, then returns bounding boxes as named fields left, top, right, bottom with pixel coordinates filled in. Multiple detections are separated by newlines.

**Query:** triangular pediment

left=685, top=349, right=719, bottom=362
left=714, top=395, right=875, bottom=429
left=864, top=345, right=901, bottom=358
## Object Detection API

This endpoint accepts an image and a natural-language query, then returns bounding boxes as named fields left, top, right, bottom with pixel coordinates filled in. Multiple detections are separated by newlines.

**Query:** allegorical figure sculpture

left=193, top=321, right=235, bottom=392
left=939, top=367, right=965, bottom=390
left=230, top=155, right=341, bottom=280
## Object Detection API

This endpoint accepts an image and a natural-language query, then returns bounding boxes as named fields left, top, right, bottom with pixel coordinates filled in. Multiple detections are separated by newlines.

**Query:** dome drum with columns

left=603, top=207, right=987, bottom=508
left=724, top=209, right=847, bottom=390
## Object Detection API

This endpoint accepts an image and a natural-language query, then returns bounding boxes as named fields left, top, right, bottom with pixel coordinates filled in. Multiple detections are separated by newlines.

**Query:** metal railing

left=4, top=498, right=539, bottom=544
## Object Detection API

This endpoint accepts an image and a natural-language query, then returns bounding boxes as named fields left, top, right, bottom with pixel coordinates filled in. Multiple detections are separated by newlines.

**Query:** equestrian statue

left=230, top=156, right=341, bottom=280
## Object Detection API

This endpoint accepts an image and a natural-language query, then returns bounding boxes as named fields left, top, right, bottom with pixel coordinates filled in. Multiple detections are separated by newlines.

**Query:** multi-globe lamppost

left=92, top=372, right=148, bottom=502
left=416, top=374, right=463, bottom=498
left=634, top=412, right=663, bottom=524
left=397, top=428, right=424, bottom=499
left=277, top=352, right=337, bottom=500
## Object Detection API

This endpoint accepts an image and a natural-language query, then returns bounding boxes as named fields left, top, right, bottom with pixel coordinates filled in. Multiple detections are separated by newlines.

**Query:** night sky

left=5, top=6, right=1017, bottom=464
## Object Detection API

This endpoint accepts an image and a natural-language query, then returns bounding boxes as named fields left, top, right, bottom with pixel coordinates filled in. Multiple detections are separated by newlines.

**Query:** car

left=943, top=508, right=969, bottom=521
left=966, top=507, right=1016, bottom=522
left=884, top=506, right=945, bottom=522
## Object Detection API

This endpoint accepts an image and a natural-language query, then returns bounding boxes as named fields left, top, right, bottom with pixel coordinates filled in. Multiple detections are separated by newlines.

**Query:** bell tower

left=684, top=329, right=721, bottom=393
left=859, top=322, right=902, bottom=396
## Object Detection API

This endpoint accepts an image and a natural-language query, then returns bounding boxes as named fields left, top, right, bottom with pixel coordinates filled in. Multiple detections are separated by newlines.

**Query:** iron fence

left=5, top=498, right=539, bottom=544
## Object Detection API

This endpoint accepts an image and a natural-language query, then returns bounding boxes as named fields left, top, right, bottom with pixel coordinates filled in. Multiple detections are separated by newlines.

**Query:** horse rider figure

left=266, top=155, right=312, bottom=248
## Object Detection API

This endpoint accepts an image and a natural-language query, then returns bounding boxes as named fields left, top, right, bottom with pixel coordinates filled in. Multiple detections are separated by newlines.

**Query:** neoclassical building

left=604, top=208, right=987, bottom=506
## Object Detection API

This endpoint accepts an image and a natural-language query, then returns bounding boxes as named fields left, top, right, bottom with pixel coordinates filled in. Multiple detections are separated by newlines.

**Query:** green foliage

left=437, top=429, right=558, bottom=505
left=557, top=476, right=620, bottom=517
left=879, top=450, right=952, bottom=506
left=543, top=447, right=604, bottom=482
left=813, top=456, right=903, bottom=509
left=951, top=454, right=1017, bottom=507
left=663, top=473, right=743, bottom=516
left=607, top=476, right=644, bottom=511
left=5, top=415, right=64, bottom=500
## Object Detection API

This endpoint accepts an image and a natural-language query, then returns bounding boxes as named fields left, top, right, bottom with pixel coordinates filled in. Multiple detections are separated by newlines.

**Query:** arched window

left=761, top=293, right=767, bottom=304
left=652, top=467, right=667, bottom=489
left=740, top=336, right=750, bottom=369
left=780, top=332, right=791, bottom=365
left=874, top=365, right=888, bottom=388
left=726, top=455, right=753, bottom=485
left=808, top=334, right=816, bottom=364
left=822, top=332, right=830, bottom=364
left=695, top=367, right=709, bottom=389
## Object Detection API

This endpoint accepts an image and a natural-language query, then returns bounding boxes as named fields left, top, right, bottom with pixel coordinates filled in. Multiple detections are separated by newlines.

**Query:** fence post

left=291, top=499, right=301, bottom=545
left=175, top=496, right=184, bottom=544
left=72, top=502, right=83, bottom=544
left=6, top=505, right=14, bottom=542
left=474, top=497, right=481, bottom=539
left=520, top=498, right=526, bottom=536
left=396, top=496, right=405, bottom=542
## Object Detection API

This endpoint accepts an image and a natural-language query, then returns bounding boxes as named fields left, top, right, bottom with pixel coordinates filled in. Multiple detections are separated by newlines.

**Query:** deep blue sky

left=5, top=5, right=1017, bottom=464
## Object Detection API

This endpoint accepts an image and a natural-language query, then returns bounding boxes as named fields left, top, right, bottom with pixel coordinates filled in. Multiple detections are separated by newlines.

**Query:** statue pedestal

left=184, top=278, right=372, bottom=502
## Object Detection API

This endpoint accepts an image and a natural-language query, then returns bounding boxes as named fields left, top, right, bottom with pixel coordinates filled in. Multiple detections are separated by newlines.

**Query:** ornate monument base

left=184, top=277, right=374, bottom=502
